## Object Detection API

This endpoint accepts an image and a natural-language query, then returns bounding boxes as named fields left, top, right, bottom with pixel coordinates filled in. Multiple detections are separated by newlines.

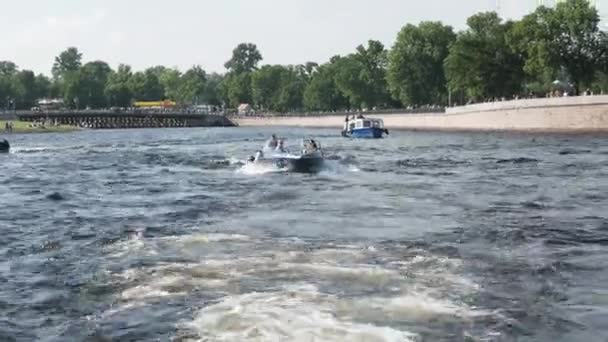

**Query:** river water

left=1, top=127, right=607, bottom=341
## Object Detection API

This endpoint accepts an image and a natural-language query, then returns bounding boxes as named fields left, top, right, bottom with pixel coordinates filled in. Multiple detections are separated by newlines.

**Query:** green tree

left=227, top=72, right=253, bottom=107
left=388, top=22, right=456, bottom=106
left=9, top=71, right=51, bottom=109
left=13, top=70, right=38, bottom=109
left=0, top=61, right=18, bottom=107
left=75, top=61, right=112, bottom=108
left=34, top=74, right=51, bottom=99
left=129, top=68, right=164, bottom=101
left=251, top=65, right=285, bottom=110
left=445, top=12, right=524, bottom=102
left=251, top=65, right=306, bottom=112
left=303, top=60, right=349, bottom=111
left=158, top=68, right=181, bottom=101
left=276, top=66, right=306, bottom=112
left=508, top=6, right=557, bottom=93
left=52, top=47, right=84, bottom=106
left=591, top=71, right=608, bottom=94
left=224, top=43, right=263, bottom=74
left=176, top=65, right=207, bottom=105
left=296, top=62, right=319, bottom=82
left=232, top=73, right=253, bottom=107
left=0, top=61, right=18, bottom=76
left=333, top=55, right=368, bottom=109
left=52, top=47, right=82, bottom=80
left=510, top=0, right=607, bottom=94
left=201, top=73, right=224, bottom=106
left=354, top=40, right=391, bottom=108
left=332, top=41, right=391, bottom=109
left=105, top=64, right=133, bottom=107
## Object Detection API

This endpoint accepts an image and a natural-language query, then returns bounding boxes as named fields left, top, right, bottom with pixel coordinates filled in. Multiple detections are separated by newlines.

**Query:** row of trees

left=1, top=48, right=217, bottom=110
left=1, top=0, right=607, bottom=111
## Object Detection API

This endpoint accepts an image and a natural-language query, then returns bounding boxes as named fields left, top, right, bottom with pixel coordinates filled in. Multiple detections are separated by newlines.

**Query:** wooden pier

left=14, top=110, right=237, bottom=129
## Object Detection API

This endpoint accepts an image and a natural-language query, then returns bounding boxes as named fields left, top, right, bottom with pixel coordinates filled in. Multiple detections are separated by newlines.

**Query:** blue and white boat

left=341, top=117, right=389, bottom=139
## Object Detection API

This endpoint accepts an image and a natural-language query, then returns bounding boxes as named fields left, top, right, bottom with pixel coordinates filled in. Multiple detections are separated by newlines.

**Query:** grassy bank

left=1, top=120, right=80, bottom=134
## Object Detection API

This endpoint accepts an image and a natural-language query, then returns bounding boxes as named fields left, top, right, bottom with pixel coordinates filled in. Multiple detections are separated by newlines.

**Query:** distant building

left=36, top=98, right=64, bottom=111
left=237, top=103, right=253, bottom=115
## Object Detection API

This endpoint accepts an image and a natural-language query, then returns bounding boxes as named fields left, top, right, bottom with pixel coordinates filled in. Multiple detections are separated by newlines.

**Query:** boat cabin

left=346, top=118, right=385, bottom=132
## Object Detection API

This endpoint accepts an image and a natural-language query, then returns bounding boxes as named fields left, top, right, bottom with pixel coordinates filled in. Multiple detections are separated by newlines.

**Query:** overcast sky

left=1, top=0, right=602, bottom=75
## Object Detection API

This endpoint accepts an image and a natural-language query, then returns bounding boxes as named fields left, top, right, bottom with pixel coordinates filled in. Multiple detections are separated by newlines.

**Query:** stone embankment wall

left=234, top=95, right=608, bottom=133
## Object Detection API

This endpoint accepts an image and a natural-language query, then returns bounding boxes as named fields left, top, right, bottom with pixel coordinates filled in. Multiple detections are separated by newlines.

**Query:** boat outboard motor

left=0, top=139, right=9, bottom=153
left=384, top=128, right=389, bottom=135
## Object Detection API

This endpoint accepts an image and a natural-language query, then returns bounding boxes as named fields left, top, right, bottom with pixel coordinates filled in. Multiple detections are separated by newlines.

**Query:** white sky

left=2, top=0, right=601, bottom=75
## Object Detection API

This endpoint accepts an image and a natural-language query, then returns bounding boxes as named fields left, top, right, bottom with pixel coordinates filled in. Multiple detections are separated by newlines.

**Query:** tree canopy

left=510, top=0, right=608, bottom=94
left=445, top=12, right=525, bottom=101
left=224, top=43, right=263, bottom=74
left=388, top=22, right=456, bottom=106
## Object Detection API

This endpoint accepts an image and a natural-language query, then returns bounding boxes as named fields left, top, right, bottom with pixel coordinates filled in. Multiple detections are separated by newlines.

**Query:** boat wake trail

left=236, top=160, right=289, bottom=175
left=95, top=232, right=499, bottom=341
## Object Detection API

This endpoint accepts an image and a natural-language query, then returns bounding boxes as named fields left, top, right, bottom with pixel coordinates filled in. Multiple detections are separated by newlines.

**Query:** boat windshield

left=371, top=119, right=384, bottom=128
left=354, top=118, right=384, bottom=129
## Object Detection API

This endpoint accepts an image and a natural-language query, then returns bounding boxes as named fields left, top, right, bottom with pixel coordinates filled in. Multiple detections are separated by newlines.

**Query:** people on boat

left=275, top=139, right=288, bottom=153
left=265, top=134, right=278, bottom=150
left=302, top=139, right=320, bottom=154
left=343, top=116, right=350, bottom=136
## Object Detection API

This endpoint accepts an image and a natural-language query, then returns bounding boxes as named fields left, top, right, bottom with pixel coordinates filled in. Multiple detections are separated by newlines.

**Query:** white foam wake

left=184, top=284, right=416, bottom=342
left=236, top=161, right=287, bottom=175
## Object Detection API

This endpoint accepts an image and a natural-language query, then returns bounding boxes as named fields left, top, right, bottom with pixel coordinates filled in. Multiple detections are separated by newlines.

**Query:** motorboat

left=342, top=116, right=389, bottom=138
left=0, top=139, right=9, bottom=153
left=248, top=139, right=325, bottom=173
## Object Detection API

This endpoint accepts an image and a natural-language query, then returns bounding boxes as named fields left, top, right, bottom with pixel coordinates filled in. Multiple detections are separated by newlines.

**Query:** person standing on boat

left=343, top=115, right=350, bottom=135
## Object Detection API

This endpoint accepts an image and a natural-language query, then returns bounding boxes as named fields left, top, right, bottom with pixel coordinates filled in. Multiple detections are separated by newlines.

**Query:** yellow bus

left=133, top=100, right=176, bottom=108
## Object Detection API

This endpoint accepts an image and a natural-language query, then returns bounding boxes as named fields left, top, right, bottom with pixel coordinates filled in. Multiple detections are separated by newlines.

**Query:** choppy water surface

left=1, top=127, right=607, bottom=341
